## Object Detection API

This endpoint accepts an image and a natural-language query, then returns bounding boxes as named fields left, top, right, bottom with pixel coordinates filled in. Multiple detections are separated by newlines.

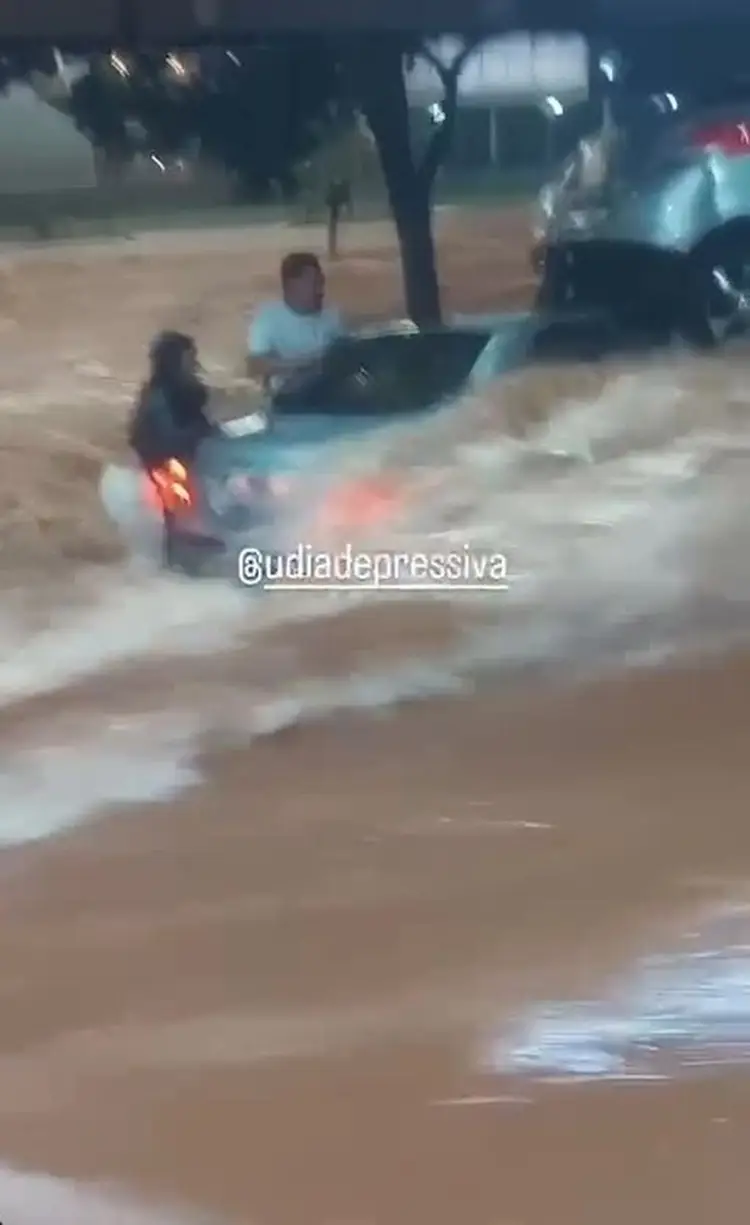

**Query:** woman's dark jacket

left=128, top=378, right=214, bottom=468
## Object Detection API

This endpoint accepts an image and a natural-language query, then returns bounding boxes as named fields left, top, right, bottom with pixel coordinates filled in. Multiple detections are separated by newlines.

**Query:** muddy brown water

left=1, top=212, right=750, bottom=1224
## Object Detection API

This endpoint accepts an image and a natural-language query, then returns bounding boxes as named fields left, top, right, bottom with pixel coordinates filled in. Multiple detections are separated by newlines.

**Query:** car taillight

left=689, top=120, right=750, bottom=156
left=149, top=458, right=193, bottom=513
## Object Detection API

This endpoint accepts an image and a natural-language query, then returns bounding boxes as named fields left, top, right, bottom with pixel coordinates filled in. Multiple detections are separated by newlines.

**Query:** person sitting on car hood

left=129, top=330, right=215, bottom=470
left=246, top=251, right=346, bottom=392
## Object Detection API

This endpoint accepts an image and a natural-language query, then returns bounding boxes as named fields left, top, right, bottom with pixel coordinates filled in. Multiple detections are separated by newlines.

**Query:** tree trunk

left=352, top=35, right=443, bottom=326
left=388, top=181, right=441, bottom=325
left=327, top=201, right=341, bottom=259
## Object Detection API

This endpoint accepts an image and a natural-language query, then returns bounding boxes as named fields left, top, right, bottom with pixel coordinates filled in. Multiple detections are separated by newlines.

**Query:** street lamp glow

left=109, top=51, right=129, bottom=78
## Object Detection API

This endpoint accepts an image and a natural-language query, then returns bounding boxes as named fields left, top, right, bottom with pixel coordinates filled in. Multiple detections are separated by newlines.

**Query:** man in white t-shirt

left=246, top=251, right=346, bottom=390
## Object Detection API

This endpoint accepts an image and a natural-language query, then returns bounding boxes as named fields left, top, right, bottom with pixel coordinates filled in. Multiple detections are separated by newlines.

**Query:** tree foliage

left=7, top=34, right=481, bottom=322
left=65, top=40, right=342, bottom=197
left=189, top=40, right=341, bottom=197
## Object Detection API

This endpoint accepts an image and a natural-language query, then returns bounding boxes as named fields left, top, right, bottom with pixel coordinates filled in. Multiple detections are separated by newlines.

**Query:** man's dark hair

left=280, top=251, right=322, bottom=286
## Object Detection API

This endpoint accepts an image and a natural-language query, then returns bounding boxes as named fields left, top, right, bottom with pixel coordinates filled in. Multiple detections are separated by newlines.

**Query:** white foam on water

left=488, top=906, right=750, bottom=1080
left=0, top=1164, right=226, bottom=1224
left=0, top=610, right=701, bottom=853
left=240, top=361, right=750, bottom=679
left=10, top=357, right=750, bottom=712
left=4, top=353, right=750, bottom=850
left=0, top=574, right=251, bottom=706
left=0, top=715, right=201, bottom=847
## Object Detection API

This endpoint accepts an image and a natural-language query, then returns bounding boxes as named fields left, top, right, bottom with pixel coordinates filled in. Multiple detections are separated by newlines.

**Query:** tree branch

left=415, top=39, right=477, bottom=191
left=417, top=42, right=473, bottom=88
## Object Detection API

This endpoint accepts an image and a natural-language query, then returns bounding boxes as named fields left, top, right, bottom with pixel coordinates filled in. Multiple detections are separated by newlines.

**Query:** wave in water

left=4, top=352, right=750, bottom=848
left=17, top=354, right=750, bottom=693
left=0, top=714, right=201, bottom=847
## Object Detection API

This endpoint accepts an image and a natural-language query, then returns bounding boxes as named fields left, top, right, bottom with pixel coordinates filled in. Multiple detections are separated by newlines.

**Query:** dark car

left=534, top=77, right=750, bottom=346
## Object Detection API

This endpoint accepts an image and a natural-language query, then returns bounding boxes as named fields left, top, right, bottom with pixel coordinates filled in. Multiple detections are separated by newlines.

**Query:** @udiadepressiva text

left=237, top=543, right=512, bottom=591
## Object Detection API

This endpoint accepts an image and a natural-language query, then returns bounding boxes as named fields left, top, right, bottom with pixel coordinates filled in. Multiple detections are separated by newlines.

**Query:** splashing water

left=3, top=348, right=750, bottom=847
left=3, top=231, right=750, bottom=1219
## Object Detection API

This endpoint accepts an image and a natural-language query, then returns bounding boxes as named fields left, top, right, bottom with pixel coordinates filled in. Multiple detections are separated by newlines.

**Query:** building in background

left=405, top=34, right=590, bottom=179
left=0, top=82, right=95, bottom=195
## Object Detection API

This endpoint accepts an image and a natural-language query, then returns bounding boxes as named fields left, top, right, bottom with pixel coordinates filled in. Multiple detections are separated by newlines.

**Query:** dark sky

left=599, top=0, right=749, bottom=14
left=2, top=0, right=750, bottom=41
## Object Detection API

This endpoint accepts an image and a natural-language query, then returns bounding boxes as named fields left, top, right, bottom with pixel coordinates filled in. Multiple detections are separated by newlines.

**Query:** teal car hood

left=196, top=311, right=539, bottom=481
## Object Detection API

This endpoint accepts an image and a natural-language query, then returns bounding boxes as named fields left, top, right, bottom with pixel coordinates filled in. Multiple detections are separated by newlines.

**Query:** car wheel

left=681, top=241, right=750, bottom=348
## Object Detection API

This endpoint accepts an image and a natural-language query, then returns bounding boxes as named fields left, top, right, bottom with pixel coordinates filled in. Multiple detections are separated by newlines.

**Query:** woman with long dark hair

left=128, top=331, right=216, bottom=568
left=130, top=331, right=214, bottom=465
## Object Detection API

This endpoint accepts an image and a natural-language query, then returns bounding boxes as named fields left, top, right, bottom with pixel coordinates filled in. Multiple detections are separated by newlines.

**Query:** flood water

left=0, top=218, right=750, bottom=1223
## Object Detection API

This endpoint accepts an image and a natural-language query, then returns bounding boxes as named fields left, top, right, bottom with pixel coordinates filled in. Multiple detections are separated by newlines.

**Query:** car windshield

left=271, top=329, right=493, bottom=416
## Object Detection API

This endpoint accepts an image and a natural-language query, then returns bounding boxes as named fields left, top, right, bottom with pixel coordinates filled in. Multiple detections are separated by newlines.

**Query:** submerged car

left=534, top=80, right=750, bottom=346
left=101, top=313, right=614, bottom=576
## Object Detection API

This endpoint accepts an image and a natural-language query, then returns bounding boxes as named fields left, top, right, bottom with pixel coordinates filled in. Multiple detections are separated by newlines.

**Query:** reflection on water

left=490, top=907, right=750, bottom=1080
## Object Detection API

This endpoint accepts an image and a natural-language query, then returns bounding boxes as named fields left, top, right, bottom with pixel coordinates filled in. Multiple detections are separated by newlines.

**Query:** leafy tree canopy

left=3, top=35, right=503, bottom=321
